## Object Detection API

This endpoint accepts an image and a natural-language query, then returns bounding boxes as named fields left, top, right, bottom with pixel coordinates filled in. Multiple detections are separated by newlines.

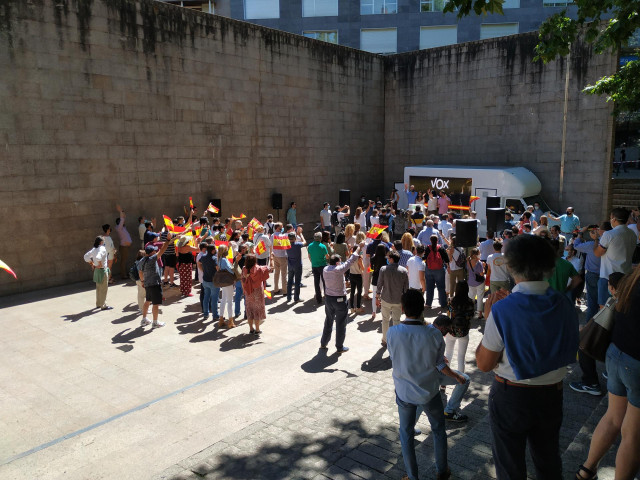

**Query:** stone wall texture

left=0, top=1, right=615, bottom=296
left=384, top=33, right=616, bottom=225
left=0, top=0, right=385, bottom=295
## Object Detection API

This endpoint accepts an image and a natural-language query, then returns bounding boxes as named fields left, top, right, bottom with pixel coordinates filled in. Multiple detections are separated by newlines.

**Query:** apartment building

left=159, top=0, right=577, bottom=54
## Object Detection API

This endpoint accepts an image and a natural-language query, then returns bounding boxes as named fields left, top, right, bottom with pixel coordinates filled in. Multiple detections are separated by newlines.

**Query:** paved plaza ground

left=0, top=257, right=630, bottom=480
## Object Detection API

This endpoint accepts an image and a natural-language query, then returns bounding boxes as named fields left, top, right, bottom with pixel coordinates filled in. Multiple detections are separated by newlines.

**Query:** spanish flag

left=367, top=224, right=387, bottom=239
left=368, top=266, right=374, bottom=273
left=264, top=289, right=272, bottom=299
left=470, top=196, right=480, bottom=203
left=449, top=205, right=471, bottom=211
left=255, top=241, right=266, bottom=256
left=189, top=197, right=194, bottom=209
left=248, top=218, right=262, bottom=240
left=0, top=259, right=17, bottom=279
left=273, top=234, right=291, bottom=250
left=231, top=213, right=247, bottom=220
left=163, top=215, right=175, bottom=232
left=207, top=203, right=219, bottom=214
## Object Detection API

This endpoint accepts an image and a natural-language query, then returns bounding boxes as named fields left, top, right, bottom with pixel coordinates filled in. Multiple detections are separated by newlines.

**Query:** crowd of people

left=81, top=192, right=640, bottom=480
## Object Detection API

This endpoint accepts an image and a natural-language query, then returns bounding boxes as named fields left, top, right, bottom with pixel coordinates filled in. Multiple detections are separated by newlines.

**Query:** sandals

left=576, top=465, right=597, bottom=480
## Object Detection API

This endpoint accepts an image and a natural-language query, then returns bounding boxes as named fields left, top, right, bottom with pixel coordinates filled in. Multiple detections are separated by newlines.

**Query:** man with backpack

left=447, top=236, right=467, bottom=300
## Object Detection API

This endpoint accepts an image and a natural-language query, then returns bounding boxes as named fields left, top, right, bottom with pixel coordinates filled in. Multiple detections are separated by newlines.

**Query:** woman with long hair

left=345, top=224, right=356, bottom=248
left=349, top=242, right=366, bottom=315
left=217, top=244, right=236, bottom=328
left=576, top=268, right=640, bottom=480
left=84, top=236, right=112, bottom=310
left=354, top=206, right=367, bottom=231
left=241, top=254, right=272, bottom=335
left=466, top=247, right=485, bottom=317
left=424, top=234, right=449, bottom=309
left=176, top=236, right=198, bottom=297
left=370, top=243, right=389, bottom=320
left=401, top=232, right=414, bottom=252
left=445, top=280, right=475, bottom=373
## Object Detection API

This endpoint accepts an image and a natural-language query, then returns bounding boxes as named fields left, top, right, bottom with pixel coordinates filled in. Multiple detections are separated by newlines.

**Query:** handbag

left=579, top=297, right=617, bottom=362
left=213, top=269, right=236, bottom=288
left=232, top=257, right=242, bottom=281
left=469, top=260, right=485, bottom=283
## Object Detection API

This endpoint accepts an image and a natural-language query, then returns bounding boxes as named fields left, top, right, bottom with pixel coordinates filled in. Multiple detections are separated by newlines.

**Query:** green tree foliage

left=444, top=0, right=640, bottom=113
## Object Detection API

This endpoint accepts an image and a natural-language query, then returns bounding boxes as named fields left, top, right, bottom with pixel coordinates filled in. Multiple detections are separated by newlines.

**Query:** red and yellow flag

left=367, top=224, right=387, bottom=239
left=189, top=197, right=194, bottom=209
left=470, top=196, right=480, bottom=202
left=0, top=259, right=17, bottom=279
left=449, top=205, right=470, bottom=211
left=247, top=218, right=263, bottom=240
left=207, top=203, right=219, bottom=214
left=368, top=266, right=374, bottom=273
left=264, top=289, right=272, bottom=299
left=163, top=215, right=175, bottom=232
left=255, top=241, right=266, bottom=256
left=231, top=213, right=247, bottom=220
left=272, top=234, right=291, bottom=250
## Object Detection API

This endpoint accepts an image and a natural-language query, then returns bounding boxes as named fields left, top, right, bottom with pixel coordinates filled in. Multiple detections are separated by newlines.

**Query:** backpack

left=331, top=211, right=339, bottom=226
left=453, top=248, right=466, bottom=269
left=129, top=259, right=140, bottom=282
left=426, top=246, right=443, bottom=270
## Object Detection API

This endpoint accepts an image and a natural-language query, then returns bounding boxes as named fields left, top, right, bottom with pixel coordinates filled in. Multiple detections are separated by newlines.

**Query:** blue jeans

left=415, top=371, right=470, bottom=416
left=287, top=263, right=302, bottom=301
left=597, top=277, right=610, bottom=306
left=585, top=271, right=599, bottom=322
left=234, top=280, right=243, bottom=318
left=425, top=268, right=447, bottom=307
left=321, top=295, right=348, bottom=349
left=202, top=281, right=220, bottom=318
left=397, top=392, right=448, bottom=480
left=606, top=343, right=640, bottom=407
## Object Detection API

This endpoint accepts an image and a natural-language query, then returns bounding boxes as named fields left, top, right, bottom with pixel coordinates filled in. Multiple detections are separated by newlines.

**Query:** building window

left=480, top=22, right=519, bottom=40
left=303, top=0, right=338, bottom=17
left=543, top=0, right=573, bottom=6
left=420, top=0, right=449, bottom=12
left=502, top=0, right=520, bottom=8
left=419, top=25, right=457, bottom=49
left=360, top=0, right=397, bottom=15
left=303, top=30, right=339, bottom=44
left=244, top=0, right=279, bottom=19
left=360, top=28, right=397, bottom=54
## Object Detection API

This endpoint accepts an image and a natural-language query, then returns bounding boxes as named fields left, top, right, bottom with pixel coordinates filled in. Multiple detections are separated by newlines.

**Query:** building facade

left=159, top=0, right=577, bottom=53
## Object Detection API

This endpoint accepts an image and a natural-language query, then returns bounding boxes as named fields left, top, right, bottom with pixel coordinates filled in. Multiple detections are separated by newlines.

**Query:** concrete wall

left=384, top=32, right=616, bottom=224
left=0, top=0, right=385, bottom=295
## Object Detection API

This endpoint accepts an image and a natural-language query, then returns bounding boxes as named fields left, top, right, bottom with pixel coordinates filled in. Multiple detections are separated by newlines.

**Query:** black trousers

left=578, top=350, right=599, bottom=386
left=489, top=379, right=563, bottom=480
left=312, top=266, right=325, bottom=301
left=349, top=273, right=363, bottom=308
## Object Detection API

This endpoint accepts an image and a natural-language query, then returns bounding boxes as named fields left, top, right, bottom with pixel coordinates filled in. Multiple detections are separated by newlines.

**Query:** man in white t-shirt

left=439, top=216, right=452, bottom=240
left=320, top=203, right=332, bottom=232
left=406, top=245, right=426, bottom=293
left=479, top=231, right=496, bottom=262
left=486, top=241, right=510, bottom=293
left=594, top=207, right=637, bottom=306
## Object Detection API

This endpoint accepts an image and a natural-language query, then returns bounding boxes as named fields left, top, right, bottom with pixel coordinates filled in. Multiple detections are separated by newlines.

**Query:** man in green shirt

left=308, top=232, right=329, bottom=304
left=546, top=239, right=581, bottom=295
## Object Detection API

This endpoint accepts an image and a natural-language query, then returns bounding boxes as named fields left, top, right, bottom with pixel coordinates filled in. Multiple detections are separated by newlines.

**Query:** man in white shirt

left=406, top=245, right=426, bottom=293
left=486, top=241, right=510, bottom=292
left=320, top=203, right=332, bottom=232
left=439, top=216, right=452, bottom=240
left=478, top=231, right=495, bottom=262
left=594, top=207, right=637, bottom=306
left=138, top=215, right=147, bottom=249
left=476, top=235, right=579, bottom=480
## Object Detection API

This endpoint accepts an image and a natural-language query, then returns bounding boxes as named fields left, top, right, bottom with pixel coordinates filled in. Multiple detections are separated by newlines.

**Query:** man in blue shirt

left=548, top=207, right=580, bottom=243
left=286, top=232, right=304, bottom=303
left=404, top=183, right=418, bottom=205
left=387, top=290, right=467, bottom=480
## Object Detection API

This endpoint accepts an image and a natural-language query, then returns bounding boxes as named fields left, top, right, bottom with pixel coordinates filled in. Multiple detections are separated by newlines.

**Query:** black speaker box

left=208, top=198, right=222, bottom=217
left=272, top=193, right=283, bottom=210
left=339, top=189, right=351, bottom=207
left=456, top=219, right=478, bottom=248
left=486, top=196, right=501, bottom=211
left=486, top=207, right=506, bottom=234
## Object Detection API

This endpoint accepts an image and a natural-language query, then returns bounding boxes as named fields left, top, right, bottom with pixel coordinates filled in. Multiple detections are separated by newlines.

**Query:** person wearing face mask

left=548, top=207, right=580, bottom=244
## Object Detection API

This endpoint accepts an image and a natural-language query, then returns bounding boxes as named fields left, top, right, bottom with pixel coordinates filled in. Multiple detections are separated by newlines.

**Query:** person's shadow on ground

left=111, top=326, right=154, bottom=345
left=357, top=316, right=381, bottom=333
left=361, top=346, right=391, bottom=372
left=301, top=349, right=357, bottom=377
left=61, top=309, right=99, bottom=322
left=219, top=333, right=263, bottom=351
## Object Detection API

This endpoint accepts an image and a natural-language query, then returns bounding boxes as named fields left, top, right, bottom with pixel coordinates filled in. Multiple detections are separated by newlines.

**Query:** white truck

left=395, top=165, right=556, bottom=237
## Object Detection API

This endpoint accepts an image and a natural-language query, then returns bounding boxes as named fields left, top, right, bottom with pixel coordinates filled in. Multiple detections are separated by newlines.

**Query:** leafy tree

left=444, top=0, right=640, bottom=113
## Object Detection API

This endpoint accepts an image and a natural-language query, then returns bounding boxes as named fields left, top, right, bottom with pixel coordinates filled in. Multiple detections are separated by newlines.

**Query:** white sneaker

left=152, top=321, right=165, bottom=328
left=141, top=318, right=152, bottom=327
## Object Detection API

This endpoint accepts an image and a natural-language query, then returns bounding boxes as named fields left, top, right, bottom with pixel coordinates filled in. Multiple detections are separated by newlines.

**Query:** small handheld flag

left=207, top=203, right=220, bottom=214
left=367, top=224, right=387, bottom=239
left=163, top=215, right=175, bottom=232
left=231, top=213, right=247, bottom=220
left=368, top=266, right=374, bottom=273
left=264, top=289, right=272, bottom=299
left=273, top=234, right=291, bottom=250
left=0, top=260, right=17, bottom=279
left=189, top=197, right=194, bottom=209
left=255, top=241, right=266, bottom=256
